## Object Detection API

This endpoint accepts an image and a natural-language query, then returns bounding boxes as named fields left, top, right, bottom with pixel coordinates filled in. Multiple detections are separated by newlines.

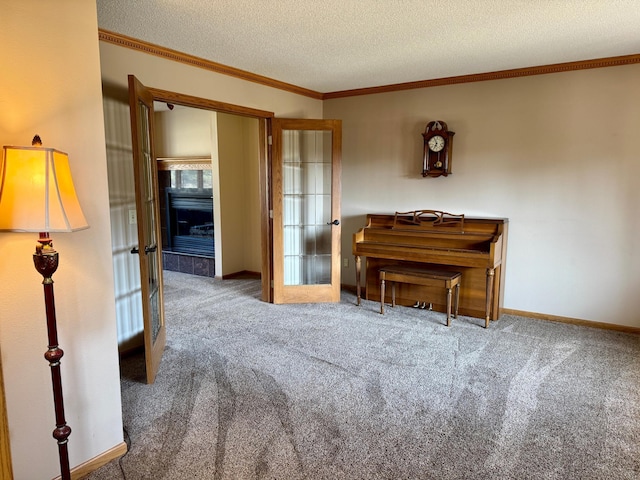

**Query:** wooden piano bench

left=379, top=266, right=461, bottom=327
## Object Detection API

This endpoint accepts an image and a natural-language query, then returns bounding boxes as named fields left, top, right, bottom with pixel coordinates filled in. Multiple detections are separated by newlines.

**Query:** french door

left=125, top=78, right=341, bottom=380
left=271, top=119, right=342, bottom=303
left=128, top=75, right=166, bottom=384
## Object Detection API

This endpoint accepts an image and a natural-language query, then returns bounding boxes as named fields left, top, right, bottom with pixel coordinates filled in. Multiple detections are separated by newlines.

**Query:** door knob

left=131, top=244, right=157, bottom=254
left=144, top=244, right=158, bottom=254
left=327, top=219, right=340, bottom=226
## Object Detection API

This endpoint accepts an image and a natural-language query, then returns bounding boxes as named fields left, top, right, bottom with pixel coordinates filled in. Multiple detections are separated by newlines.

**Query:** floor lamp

left=0, top=136, right=88, bottom=480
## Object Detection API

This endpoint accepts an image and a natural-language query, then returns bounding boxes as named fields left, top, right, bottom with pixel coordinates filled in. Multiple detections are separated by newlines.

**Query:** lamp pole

left=34, top=233, right=71, bottom=480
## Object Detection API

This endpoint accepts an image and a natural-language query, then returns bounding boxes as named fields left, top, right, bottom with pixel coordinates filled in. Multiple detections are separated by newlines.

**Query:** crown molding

left=323, top=53, right=640, bottom=99
left=98, top=29, right=324, bottom=100
left=98, top=29, right=640, bottom=101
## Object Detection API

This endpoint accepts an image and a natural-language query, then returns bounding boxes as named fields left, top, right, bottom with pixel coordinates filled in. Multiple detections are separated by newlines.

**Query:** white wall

left=325, top=65, right=640, bottom=328
left=217, top=113, right=262, bottom=276
left=242, top=117, right=263, bottom=272
left=154, top=106, right=213, bottom=158
left=0, top=2, right=123, bottom=478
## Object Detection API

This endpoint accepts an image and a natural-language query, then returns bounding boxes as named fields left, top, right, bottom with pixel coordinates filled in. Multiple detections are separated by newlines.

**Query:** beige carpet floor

left=83, top=270, right=640, bottom=479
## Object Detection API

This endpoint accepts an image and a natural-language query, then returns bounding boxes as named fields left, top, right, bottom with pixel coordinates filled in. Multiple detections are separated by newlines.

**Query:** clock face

left=428, top=135, right=445, bottom=152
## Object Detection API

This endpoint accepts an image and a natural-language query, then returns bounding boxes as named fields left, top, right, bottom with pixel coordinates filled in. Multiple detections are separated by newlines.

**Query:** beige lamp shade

left=0, top=144, right=88, bottom=232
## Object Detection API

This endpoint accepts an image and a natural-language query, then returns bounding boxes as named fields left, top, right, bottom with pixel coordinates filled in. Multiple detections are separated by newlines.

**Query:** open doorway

left=153, top=103, right=262, bottom=281
left=103, top=84, right=273, bottom=364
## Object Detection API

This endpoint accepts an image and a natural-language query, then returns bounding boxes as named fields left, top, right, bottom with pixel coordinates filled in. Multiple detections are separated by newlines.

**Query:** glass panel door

left=128, top=75, right=166, bottom=384
left=272, top=119, right=341, bottom=303
left=139, top=100, right=162, bottom=342
left=282, top=129, right=333, bottom=285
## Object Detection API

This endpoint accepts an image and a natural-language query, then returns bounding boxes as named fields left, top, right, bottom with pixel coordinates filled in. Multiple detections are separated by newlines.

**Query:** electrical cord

left=118, top=426, right=131, bottom=480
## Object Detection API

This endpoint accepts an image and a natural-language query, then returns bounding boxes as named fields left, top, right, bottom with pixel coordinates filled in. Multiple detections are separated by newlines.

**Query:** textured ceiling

left=96, top=0, right=640, bottom=93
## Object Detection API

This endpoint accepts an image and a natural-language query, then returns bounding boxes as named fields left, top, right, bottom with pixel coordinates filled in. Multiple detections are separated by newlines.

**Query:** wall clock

left=422, top=120, right=455, bottom=178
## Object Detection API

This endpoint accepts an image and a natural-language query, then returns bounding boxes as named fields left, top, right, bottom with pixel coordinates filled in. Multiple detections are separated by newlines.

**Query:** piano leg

left=355, top=255, right=361, bottom=306
left=485, top=268, right=495, bottom=328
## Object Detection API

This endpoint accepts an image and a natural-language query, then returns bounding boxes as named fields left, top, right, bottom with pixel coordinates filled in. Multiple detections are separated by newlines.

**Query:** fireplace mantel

left=157, top=156, right=212, bottom=171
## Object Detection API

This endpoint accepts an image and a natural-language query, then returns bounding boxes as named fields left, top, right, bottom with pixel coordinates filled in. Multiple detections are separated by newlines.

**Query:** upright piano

left=352, top=210, right=508, bottom=324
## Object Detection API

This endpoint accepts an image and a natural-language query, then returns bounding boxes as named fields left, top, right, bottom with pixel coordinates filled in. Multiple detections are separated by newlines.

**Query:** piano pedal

left=417, top=302, right=432, bottom=310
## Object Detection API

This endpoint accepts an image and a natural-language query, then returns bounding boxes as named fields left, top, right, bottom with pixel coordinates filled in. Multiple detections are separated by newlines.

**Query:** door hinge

left=268, top=135, right=273, bottom=146
left=269, top=209, right=273, bottom=219
left=270, top=280, right=274, bottom=288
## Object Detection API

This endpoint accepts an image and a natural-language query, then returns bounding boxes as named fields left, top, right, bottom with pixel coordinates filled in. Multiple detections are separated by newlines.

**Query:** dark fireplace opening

left=165, top=188, right=214, bottom=257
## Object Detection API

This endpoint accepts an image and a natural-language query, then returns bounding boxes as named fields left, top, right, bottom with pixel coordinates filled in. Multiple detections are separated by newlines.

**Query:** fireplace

left=165, top=188, right=214, bottom=257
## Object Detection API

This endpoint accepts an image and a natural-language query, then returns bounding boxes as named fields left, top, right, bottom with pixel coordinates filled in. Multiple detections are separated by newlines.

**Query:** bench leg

left=355, top=255, right=361, bottom=306
left=454, top=283, right=460, bottom=319
left=391, top=282, right=396, bottom=307
left=446, top=287, right=452, bottom=327
left=380, top=276, right=385, bottom=314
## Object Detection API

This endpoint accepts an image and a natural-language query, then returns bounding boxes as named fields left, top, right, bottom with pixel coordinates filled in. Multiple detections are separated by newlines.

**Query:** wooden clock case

left=422, top=120, right=455, bottom=177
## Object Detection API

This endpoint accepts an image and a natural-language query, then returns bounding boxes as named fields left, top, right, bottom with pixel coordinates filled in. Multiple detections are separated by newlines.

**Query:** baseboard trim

left=341, top=284, right=639, bottom=334
left=501, top=308, right=640, bottom=334
left=341, top=284, right=358, bottom=295
left=222, top=270, right=261, bottom=280
left=54, top=441, right=128, bottom=480
left=117, top=332, right=144, bottom=357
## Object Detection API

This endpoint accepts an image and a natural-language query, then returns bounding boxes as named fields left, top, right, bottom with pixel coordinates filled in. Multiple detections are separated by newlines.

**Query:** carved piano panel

left=353, top=210, right=508, bottom=322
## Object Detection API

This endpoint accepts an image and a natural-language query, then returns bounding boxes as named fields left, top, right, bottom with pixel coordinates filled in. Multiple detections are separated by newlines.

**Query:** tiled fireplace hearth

left=163, top=251, right=215, bottom=277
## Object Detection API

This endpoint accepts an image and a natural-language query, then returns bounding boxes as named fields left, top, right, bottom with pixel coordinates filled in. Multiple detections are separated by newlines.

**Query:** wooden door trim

left=330, top=121, right=342, bottom=301
left=259, top=119, right=273, bottom=302
left=148, top=87, right=275, bottom=119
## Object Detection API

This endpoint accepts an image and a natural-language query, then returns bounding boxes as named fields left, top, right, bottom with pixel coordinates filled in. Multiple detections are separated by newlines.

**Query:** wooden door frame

left=146, top=87, right=275, bottom=302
